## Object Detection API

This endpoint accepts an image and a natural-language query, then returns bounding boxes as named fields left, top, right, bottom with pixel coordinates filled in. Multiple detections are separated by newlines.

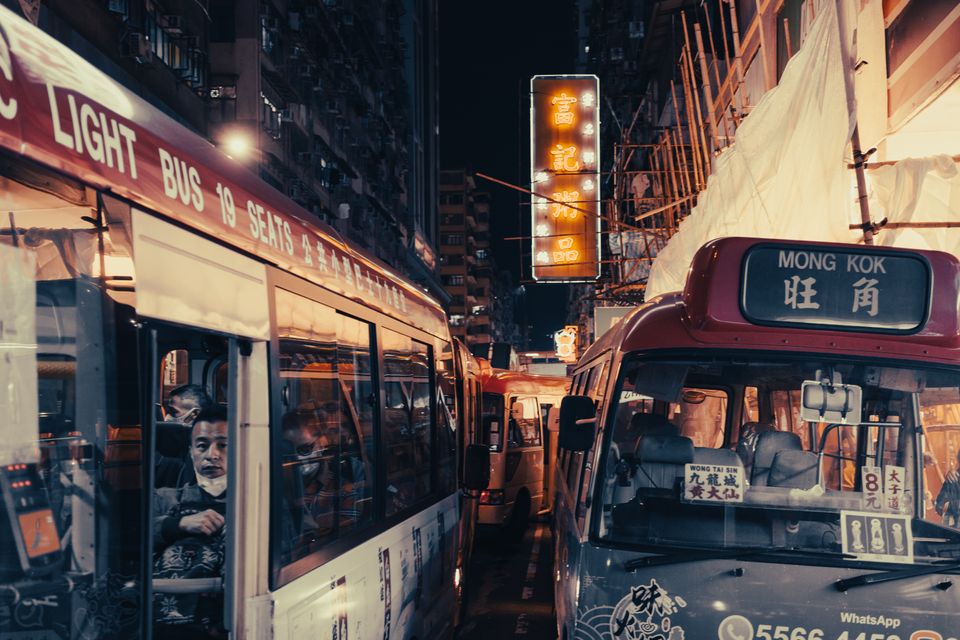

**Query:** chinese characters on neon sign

left=531, top=75, right=600, bottom=281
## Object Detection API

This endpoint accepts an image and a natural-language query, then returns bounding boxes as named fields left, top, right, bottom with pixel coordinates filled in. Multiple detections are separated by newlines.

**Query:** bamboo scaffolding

left=681, top=12, right=712, bottom=168
left=679, top=51, right=706, bottom=189
left=694, top=22, right=721, bottom=152
left=753, top=0, right=773, bottom=91
left=846, top=222, right=960, bottom=231
left=664, top=131, right=681, bottom=231
left=728, top=0, right=746, bottom=117
left=783, top=17, right=793, bottom=58
left=701, top=3, right=732, bottom=146
left=670, top=78, right=702, bottom=190
left=673, top=125, right=693, bottom=200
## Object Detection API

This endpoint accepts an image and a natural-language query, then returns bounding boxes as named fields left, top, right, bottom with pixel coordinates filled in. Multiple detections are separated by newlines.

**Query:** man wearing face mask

left=153, top=406, right=228, bottom=638
left=156, top=385, right=214, bottom=488
left=281, top=409, right=338, bottom=544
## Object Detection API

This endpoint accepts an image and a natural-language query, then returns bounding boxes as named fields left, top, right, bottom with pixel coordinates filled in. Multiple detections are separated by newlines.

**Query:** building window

left=261, top=93, right=282, bottom=140
left=449, top=314, right=465, bottom=327
left=442, top=234, right=463, bottom=246
left=445, top=275, right=464, bottom=286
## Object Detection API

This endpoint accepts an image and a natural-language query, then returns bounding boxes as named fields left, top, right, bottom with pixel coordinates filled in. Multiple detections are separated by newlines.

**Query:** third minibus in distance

left=555, top=237, right=960, bottom=640
left=479, top=369, right=569, bottom=536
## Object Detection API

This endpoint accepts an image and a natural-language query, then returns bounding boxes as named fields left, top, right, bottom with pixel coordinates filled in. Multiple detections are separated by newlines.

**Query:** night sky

left=438, top=1, right=576, bottom=351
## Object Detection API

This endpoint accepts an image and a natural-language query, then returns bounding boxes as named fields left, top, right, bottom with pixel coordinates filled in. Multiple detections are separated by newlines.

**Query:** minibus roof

left=583, top=237, right=960, bottom=365
left=480, top=368, right=570, bottom=396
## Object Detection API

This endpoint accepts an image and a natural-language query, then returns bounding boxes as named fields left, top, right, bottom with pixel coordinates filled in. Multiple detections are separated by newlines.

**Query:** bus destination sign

left=741, top=245, right=930, bottom=332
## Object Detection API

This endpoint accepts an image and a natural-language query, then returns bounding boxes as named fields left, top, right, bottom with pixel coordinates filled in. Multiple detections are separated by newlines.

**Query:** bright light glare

left=536, top=223, right=549, bottom=236
left=583, top=150, right=596, bottom=164
left=581, top=92, right=595, bottom=107
left=582, top=179, right=595, bottom=192
left=534, top=171, right=548, bottom=183
left=224, top=134, right=251, bottom=159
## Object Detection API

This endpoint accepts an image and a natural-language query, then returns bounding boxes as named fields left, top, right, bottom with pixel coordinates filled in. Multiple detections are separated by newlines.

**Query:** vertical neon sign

left=530, top=75, right=600, bottom=281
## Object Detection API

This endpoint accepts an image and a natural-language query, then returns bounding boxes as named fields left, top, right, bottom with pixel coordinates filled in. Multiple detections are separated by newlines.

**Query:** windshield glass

left=597, top=355, right=960, bottom=564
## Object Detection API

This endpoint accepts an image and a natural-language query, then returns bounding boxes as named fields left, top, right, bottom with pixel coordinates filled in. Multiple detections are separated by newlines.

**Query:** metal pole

left=834, top=0, right=873, bottom=244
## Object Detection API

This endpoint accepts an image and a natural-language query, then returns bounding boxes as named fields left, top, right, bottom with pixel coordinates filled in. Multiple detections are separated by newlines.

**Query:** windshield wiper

left=834, top=560, right=960, bottom=592
left=624, top=547, right=852, bottom=572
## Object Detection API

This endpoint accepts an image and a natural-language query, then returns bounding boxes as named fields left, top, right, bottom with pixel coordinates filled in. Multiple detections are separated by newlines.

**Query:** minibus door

left=145, top=325, right=242, bottom=640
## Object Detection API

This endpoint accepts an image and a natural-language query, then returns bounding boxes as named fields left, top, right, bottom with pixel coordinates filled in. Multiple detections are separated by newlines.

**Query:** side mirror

left=463, top=443, right=490, bottom=491
left=559, top=395, right=596, bottom=452
left=546, top=406, right=560, bottom=433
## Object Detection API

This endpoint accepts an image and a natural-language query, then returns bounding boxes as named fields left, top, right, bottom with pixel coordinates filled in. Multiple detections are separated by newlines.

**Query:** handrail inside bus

left=815, top=421, right=904, bottom=489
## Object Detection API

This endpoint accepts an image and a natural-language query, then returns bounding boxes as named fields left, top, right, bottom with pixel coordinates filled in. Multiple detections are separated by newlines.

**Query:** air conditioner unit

left=342, top=12, right=354, bottom=26
left=336, top=202, right=351, bottom=219
left=164, top=15, right=184, bottom=34
left=610, top=47, right=624, bottom=61
left=298, top=63, right=316, bottom=77
left=326, top=100, right=340, bottom=114
left=123, top=33, right=153, bottom=64
left=624, top=60, right=638, bottom=72
left=628, top=21, right=645, bottom=39
left=215, top=85, right=237, bottom=99
left=107, top=0, right=128, bottom=16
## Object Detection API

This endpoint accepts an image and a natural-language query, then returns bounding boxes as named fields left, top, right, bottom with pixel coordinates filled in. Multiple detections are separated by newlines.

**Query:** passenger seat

left=634, top=434, right=694, bottom=492
left=751, top=431, right=803, bottom=486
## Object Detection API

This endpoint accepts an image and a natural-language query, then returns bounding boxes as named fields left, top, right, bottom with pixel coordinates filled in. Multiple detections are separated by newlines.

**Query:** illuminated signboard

left=741, top=244, right=930, bottom=333
left=555, top=325, right=579, bottom=362
left=530, top=75, right=600, bottom=281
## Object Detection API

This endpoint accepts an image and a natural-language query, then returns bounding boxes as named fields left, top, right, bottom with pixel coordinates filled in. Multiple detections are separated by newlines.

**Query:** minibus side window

left=435, top=343, right=457, bottom=495
left=510, top=397, right=541, bottom=447
left=481, top=393, right=505, bottom=451
left=381, top=328, right=433, bottom=516
left=273, top=290, right=378, bottom=567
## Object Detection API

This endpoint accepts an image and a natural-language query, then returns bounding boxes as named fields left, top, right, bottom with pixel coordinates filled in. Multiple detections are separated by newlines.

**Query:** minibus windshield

left=597, top=355, right=960, bottom=564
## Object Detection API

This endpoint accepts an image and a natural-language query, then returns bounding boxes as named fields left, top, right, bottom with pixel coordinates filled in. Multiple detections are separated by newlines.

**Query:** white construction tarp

left=869, top=155, right=960, bottom=254
left=645, top=2, right=855, bottom=299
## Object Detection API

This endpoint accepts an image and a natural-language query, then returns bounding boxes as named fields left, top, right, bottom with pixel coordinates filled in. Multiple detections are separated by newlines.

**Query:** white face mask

left=299, top=461, right=320, bottom=479
left=196, top=473, right=227, bottom=497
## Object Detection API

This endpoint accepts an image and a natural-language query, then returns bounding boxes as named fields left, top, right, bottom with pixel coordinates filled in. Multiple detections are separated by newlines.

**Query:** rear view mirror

left=559, top=395, right=596, bottom=452
left=800, top=376, right=862, bottom=425
left=463, top=443, right=490, bottom=491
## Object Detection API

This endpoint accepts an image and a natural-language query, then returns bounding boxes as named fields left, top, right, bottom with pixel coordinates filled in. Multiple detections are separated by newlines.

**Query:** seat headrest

left=740, top=421, right=775, bottom=439
left=156, top=420, right=192, bottom=458
left=630, top=413, right=680, bottom=437
left=637, top=434, right=694, bottom=464
left=768, top=449, right=819, bottom=489
left=693, top=446, right=742, bottom=467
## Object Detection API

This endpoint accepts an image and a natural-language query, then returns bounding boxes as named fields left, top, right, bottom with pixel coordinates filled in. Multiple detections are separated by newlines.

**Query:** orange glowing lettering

left=551, top=191, right=580, bottom=220
left=550, top=144, right=580, bottom=172
left=551, top=92, right=578, bottom=126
